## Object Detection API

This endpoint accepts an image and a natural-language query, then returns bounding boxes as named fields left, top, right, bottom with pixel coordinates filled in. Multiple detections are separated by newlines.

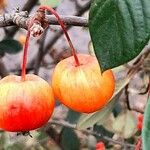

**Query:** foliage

left=142, top=96, right=150, bottom=149
left=0, top=0, right=149, bottom=149
left=105, top=110, right=137, bottom=139
left=89, top=0, right=150, bottom=72
left=0, top=39, right=22, bottom=55
left=39, top=0, right=61, bottom=8
left=60, top=128, right=80, bottom=150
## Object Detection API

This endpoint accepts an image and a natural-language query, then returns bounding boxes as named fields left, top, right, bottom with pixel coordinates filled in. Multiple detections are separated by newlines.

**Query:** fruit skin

left=138, top=114, right=143, bottom=123
left=137, top=122, right=142, bottom=131
left=0, top=74, right=54, bottom=132
left=52, top=54, right=115, bottom=113
left=0, top=0, right=6, bottom=10
left=96, top=142, right=105, bottom=150
left=137, top=114, right=143, bottom=131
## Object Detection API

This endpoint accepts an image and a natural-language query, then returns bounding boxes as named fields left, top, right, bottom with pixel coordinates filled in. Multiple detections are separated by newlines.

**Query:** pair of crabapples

left=0, top=54, right=115, bottom=132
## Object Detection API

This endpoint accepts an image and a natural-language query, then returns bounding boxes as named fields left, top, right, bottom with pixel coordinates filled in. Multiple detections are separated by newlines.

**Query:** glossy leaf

left=0, top=39, right=22, bottom=54
left=77, top=75, right=133, bottom=130
left=89, top=0, right=150, bottom=72
left=142, top=96, right=150, bottom=150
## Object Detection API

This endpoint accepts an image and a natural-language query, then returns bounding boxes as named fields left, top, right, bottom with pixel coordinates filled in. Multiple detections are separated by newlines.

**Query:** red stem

left=21, top=30, right=30, bottom=81
left=39, top=6, right=80, bottom=66
left=21, top=6, right=80, bottom=81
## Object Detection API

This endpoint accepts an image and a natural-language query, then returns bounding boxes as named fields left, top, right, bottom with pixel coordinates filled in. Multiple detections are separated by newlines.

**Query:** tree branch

left=31, top=1, right=91, bottom=74
left=46, top=15, right=88, bottom=27
left=0, top=12, right=88, bottom=28
left=0, top=59, right=9, bottom=77
left=42, top=1, right=91, bottom=64
left=48, top=119, right=135, bottom=148
left=5, top=0, right=39, bottom=37
left=34, top=29, right=48, bottom=75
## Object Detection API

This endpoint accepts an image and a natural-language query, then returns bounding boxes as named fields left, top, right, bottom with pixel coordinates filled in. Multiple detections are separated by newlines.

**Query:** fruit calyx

left=38, top=6, right=80, bottom=66
left=17, top=131, right=33, bottom=137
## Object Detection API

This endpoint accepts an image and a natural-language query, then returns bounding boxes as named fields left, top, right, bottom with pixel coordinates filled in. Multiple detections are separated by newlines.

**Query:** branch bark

left=5, top=0, right=39, bottom=37
left=0, top=13, right=88, bottom=28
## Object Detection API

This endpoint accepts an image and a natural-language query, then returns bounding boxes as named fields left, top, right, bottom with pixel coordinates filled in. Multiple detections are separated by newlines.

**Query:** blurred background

left=0, top=0, right=149, bottom=150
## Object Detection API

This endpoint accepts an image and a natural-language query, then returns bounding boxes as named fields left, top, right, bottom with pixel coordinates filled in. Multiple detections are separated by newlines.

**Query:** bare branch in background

left=21, top=0, right=39, bottom=11
left=5, top=0, right=39, bottom=37
left=34, top=29, right=48, bottom=75
left=0, top=1, right=90, bottom=76
left=30, top=1, right=91, bottom=74
left=40, top=1, right=91, bottom=70
left=0, top=59, right=9, bottom=77
left=48, top=119, right=135, bottom=149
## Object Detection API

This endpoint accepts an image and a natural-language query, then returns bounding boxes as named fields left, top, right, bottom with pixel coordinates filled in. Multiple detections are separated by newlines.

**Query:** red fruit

left=0, top=74, right=54, bottom=132
left=96, top=142, right=105, bottom=150
left=52, top=54, right=115, bottom=113
left=137, top=114, right=143, bottom=131
left=137, top=122, right=142, bottom=131
left=138, top=114, right=143, bottom=123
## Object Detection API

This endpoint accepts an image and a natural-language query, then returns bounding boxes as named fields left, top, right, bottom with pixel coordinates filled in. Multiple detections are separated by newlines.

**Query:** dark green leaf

left=67, top=110, right=81, bottom=124
left=0, top=39, right=22, bottom=54
left=112, top=103, right=122, bottom=117
left=142, top=96, right=150, bottom=150
left=60, top=128, right=80, bottom=150
left=89, top=0, right=150, bottom=71
left=94, top=124, right=114, bottom=140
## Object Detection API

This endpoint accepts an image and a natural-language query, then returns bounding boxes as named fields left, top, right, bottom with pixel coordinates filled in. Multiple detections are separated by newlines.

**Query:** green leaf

left=112, top=103, right=122, bottom=117
left=40, top=0, right=61, bottom=8
left=89, top=0, right=150, bottom=72
left=6, top=144, right=25, bottom=150
left=60, top=128, right=80, bottom=150
left=0, top=39, right=22, bottom=54
left=67, top=110, right=81, bottom=124
left=142, top=96, right=150, bottom=150
left=112, top=111, right=137, bottom=139
left=77, top=75, right=133, bottom=130
left=94, top=124, right=114, bottom=139
left=0, top=132, right=6, bottom=148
